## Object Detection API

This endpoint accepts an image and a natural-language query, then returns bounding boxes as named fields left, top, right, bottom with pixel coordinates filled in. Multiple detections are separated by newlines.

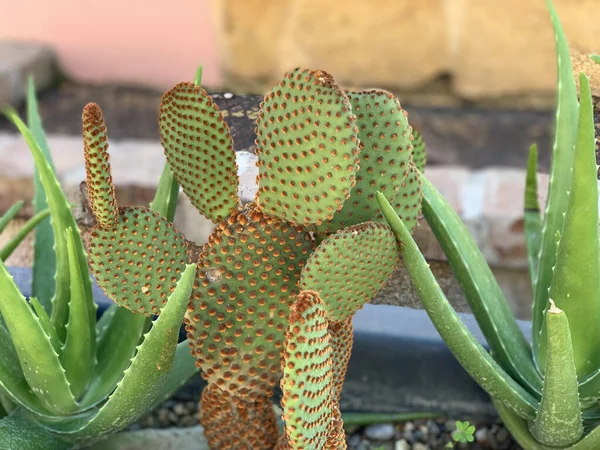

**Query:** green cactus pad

left=329, top=317, right=353, bottom=403
left=254, top=68, right=360, bottom=226
left=281, top=291, right=333, bottom=449
left=87, top=207, right=191, bottom=316
left=199, top=383, right=279, bottom=449
left=159, top=82, right=240, bottom=223
left=185, top=205, right=314, bottom=399
left=381, top=161, right=423, bottom=233
left=300, top=221, right=399, bottom=323
left=316, top=90, right=413, bottom=233
left=82, top=103, right=118, bottom=228
left=411, top=128, right=427, bottom=173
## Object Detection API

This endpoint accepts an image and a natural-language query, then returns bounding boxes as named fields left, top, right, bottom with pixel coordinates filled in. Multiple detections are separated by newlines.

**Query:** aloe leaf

left=0, top=321, right=54, bottom=416
left=149, top=164, right=179, bottom=222
left=96, top=303, right=118, bottom=340
left=547, top=73, right=600, bottom=377
left=194, top=66, right=203, bottom=86
left=4, top=108, right=94, bottom=343
left=493, top=399, right=547, bottom=450
left=61, top=228, right=96, bottom=399
left=533, top=0, right=580, bottom=370
left=30, top=296, right=61, bottom=354
left=377, top=192, right=538, bottom=419
left=0, top=201, right=24, bottom=234
left=0, top=208, right=50, bottom=261
left=590, top=54, right=600, bottom=64
left=524, top=144, right=542, bottom=287
left=420, top=176, right=542, bottom=394
left=80, top=307, right=147, bottom=408
left=27, top=78, right=56, bottom=314
left=0, top=409, right=71, bottom=450
left=148, top=339, right=200, bottom=410
left=531, top=300, right=583, bottom=446
left=60, top=264, right=196, bottom=439
left=0, top=260, right=77, bottom=413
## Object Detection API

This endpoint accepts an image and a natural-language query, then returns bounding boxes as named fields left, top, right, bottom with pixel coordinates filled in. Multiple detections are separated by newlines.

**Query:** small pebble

left=496, top=427, right=510, bottom=442
left=395, top=439, right=411, bottom=450
left=404, top=422, right=415, bottom=432
left=173, top=403, right=187, bottom=416
left=348, top=434, right=362, bottom=447
left=365, top=423, right=395, bottom=441
left=413, top=443, right=430, bottom=450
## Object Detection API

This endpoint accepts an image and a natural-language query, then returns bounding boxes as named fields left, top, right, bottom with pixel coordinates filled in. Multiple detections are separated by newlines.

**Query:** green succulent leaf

left=159, top=82, right=239, bottom=223
left=61, top=227, right=97, bottom=399
left=80, top=307, right=147, bottom=408
left=300, top=221, right=398, bottom=323
left=377, top=192, right=538, bottom=419
left=0, top=201, right=24, bottom=234
left=281, top=291, right=333, bottom=449
left=254, top=68, right=360, bottom=226
left=4, top=107, right=94, bottom=343
left=378, top=161, right=422, bottom=233
left=524, top=144, right=542, bottom=287
left=0, top=260, right=77, bottom=414
left=419, top=176, right=542, bottom=394
left=0, top=409, right=71, bottom=450
left=547, top=73, right=600, bottom=378
left=29, top=296, right=61, bottom=355
left=0, top=208, right=50, bottom=261
left=531, top=300, right=583, bottom=446
left=411, top=128, right=427, bottom=173
left=533, top=0, right=580, bottom=370
left=149, top=163, right=179, bottom=222
left=27, top=77, right=56, bottom=314
left=590, top=54, right=600, bottom=64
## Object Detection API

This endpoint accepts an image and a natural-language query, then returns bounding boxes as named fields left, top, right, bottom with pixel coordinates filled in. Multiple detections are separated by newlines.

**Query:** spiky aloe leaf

left=87, top=207, right=190, bottom=316
left=379, top=161, right=423, bottom=233
left=0, top=321, right=54, bottom=416
left=419, top=176, right=542, bottom=394
left=60, top=227, right=97, bottom=399
left=530, top=300, right=583, bottom=446
left=255, top=68, right=360, bottom=226
left=185, top=205, right=314, bottom=399
left=199, top=383, right=279, bottom=449
left=0, top=201, right=24, bottom=233
left=0, top=208, right=50, bottom=261
left=316, top=90, right=412, bottom=232
left=377, top=192, right=538, bottom=419
left=51, top=264, right=196, bottom=441
left=547, top=73, right=600, bottom=377
left=281, top=291, right=333, bottom=449
left=27, top=77, right=56, bottom=314
left=148, top=164, right=179, bottom=222
left=533, top=0, right=580, bottom=369
left=29, top=296, right=60, bottom=354
left=411, top=128, right=427, bottom=173
left=300, top=222, right=398, bottom=323
left=524, top=144, right=542, bottom=287
left=0, top=409, right=70, bottom=450
left=82, top=103, right=118, bottom=229
left=0, top=260, right=77, bottom=413
left=4, top=108, right=94, bottom=342
left=159, top=82, right=239, bottom=223
left=80, top=307, right=147, bottom=408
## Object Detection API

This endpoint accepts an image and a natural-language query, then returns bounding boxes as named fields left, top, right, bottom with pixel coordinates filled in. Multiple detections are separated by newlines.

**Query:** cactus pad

left=379, top=161, right=423, bottom=233
left=300, top=222, right=399, bottom=323
left=185, top=205, right=314, bottom=399
left=159, top=82, right=240, bottom=223
left=254, top=68, right=360, bottom=226
left=82, top=103, right=118, bottom=228
left=411, top=128, right=427, bottom=173
left=329, top=318, right=353, bottom=403
left=87, top=207, right=191, bottom=316
left=281, top=291, right=333, bottom=449
left=199, top=383, right=279, bottom=450
left=317, top=90, right=413, bottom=233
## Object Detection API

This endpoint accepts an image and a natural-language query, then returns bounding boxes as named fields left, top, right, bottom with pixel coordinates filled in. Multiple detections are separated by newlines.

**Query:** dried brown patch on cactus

left=185, top=205, right=314, bottom=400
left=159, top=82, right=240, bottom=223
left=199, top=383, right=279, bottom=450
left=326, top=404, right=347, bottom=450
left=87, top=207, right=191, bottom=316
left=254, top=68, right=360, bottom=226
left=82, top=102, right=118, bottom=229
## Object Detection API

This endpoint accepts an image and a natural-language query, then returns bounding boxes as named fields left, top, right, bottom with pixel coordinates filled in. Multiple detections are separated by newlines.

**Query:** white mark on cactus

left=205, top=268, right=223, bottom=283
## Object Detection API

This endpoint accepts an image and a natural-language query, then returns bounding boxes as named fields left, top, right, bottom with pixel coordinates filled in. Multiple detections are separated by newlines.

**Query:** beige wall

left=1, top=0, right=599, bottom=100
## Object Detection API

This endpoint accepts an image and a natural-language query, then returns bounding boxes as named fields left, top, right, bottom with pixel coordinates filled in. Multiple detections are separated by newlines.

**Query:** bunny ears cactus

left=83, top=66, right=425, bottom=450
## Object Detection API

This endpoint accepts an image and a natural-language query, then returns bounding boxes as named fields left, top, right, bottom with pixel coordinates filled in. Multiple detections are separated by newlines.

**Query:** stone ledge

left=0, top=41, right=56, bottom=109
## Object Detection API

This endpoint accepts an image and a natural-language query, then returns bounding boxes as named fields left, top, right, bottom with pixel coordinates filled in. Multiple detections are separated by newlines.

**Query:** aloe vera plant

left=0, top=81, right=200, bottom=449
left=378, top=1, right=600, bottom=448
left=77, top=68, right=426, bottom=449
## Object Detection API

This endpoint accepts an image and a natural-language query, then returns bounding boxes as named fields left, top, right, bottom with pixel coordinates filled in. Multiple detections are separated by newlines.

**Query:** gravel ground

left=131, top=397, right=522, bottom=450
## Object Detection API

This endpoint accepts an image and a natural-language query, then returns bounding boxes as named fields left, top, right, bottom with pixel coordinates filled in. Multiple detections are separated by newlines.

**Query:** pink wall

left=0, top=0, right=221, bottom=89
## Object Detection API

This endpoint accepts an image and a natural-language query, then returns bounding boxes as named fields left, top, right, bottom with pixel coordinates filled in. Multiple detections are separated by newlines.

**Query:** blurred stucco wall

left=1, top=0, right=599, bottom=101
